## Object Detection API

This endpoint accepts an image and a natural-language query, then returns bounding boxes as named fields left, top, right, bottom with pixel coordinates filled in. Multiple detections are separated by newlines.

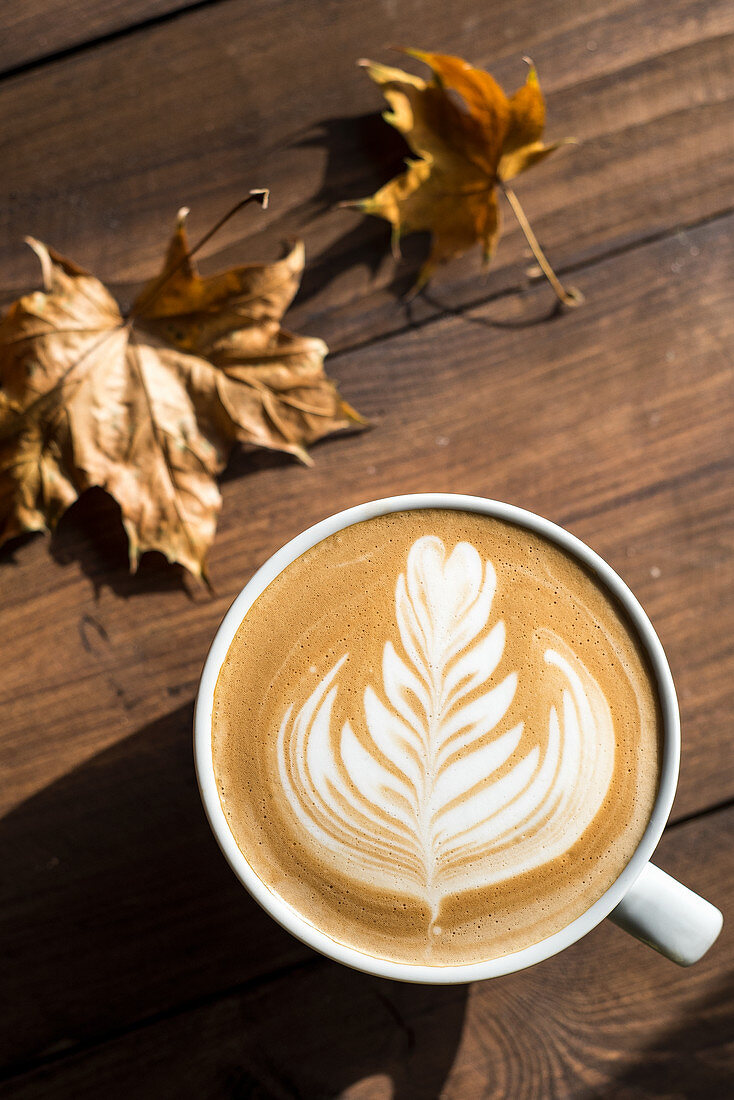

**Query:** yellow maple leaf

left=351, top=50, right=573, bottom=290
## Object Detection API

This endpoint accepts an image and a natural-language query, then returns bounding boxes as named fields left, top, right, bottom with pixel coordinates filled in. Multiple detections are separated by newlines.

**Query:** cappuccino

left=212, top=510, right=661, bottom=965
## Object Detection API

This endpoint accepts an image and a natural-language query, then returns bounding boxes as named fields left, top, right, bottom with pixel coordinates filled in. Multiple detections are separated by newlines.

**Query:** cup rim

left=194, top=493, right=680, bottom=983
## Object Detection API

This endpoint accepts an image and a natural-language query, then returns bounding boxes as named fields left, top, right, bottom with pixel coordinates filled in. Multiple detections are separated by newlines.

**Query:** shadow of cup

left=1, top=703, right=468, bottom=1096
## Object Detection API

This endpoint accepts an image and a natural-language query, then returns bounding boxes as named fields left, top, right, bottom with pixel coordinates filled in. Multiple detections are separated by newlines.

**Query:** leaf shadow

left=46, top=488, right=193, bottom=599
left=413, top=286, right=565, bottom=330
left=286, top=113, right=565, bottom=331
left=0, top=528, right=40, bottom=563
left=0, top=491, right=183, bottom=599
left=219, top=428, right=368, bottom=486
left=0, top=432, right=367, bottom=597
left=218, top=442, right=298, bottom=484
left=1, top=702, right=469, bottom=1097
left=290, top=113, right=428, bottom=307
left=92, top=114, right=426, bottom=318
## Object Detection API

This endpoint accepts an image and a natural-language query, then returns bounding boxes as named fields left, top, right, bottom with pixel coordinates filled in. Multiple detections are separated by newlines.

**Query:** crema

left=212, top=510, right=661, bottom=965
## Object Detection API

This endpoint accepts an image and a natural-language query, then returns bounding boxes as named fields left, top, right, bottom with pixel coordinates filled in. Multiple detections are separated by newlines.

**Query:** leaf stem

left=500, top=183, right=583, bottom=307
left=126, top=190, right=269, bottom=320
left=185, top=190, right=269, bottom=264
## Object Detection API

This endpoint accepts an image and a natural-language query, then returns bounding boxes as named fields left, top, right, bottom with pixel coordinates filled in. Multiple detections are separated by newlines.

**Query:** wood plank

left=4, top=0, right=732, bottom=1089
left=293, top=30, right=734, bottom=351
left=0, top=701, right=307, bottom=1074
left=0, top=1, right=199, bottom=75
left=2, top=805, right=731, bottom=1097
left=0, top=0, right=732, bottom=354
left=568, top=474, right=734, bottom=827
left=2, top=215, right=732, bottom=815
left=1, top=214, right=732, bottom=1072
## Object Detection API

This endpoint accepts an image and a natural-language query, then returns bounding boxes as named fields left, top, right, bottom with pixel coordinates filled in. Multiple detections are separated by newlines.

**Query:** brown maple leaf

left=350, top=49, right=576, bottom=297
left=0, top=195, right=364, bottom=581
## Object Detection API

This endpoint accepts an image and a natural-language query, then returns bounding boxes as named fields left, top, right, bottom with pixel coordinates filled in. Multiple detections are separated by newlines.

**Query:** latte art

left=213, top=509, right=661, bottom=965
left=277, top=537, right=615, bottom=917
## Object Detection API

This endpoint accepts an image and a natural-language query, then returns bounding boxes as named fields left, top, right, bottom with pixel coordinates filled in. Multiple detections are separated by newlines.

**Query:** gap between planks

left=0, top=955, right=326, bottom=1087
left=2, top=203, right=733, bottom=372
left=0, top=0, right=231, bottom=83
left=322, top=203, right=734, bottom=365
left=1, top=10, right=731, bottom=1088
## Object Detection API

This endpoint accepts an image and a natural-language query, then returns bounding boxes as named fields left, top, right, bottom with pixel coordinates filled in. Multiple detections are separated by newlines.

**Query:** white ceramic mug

left=194, top=494, right=723, bottom=983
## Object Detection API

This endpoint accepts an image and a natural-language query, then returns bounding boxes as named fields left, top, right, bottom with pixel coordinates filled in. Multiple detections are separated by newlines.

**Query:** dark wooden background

left=1, top=1, right=733, bottom=1096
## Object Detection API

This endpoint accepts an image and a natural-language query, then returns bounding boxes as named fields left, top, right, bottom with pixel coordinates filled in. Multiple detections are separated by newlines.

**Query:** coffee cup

left=194, top=494, right=722, bottom=982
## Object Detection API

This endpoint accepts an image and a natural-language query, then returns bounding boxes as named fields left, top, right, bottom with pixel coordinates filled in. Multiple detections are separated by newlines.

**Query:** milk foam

left=212, top=510, right=661, bottom=965
left=277, top=536, right=616, bottom=918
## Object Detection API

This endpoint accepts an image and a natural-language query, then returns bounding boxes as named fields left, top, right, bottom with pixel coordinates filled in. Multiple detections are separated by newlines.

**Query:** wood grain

left=2, top=216, right=732, bottom=817
left=0, top=0, right=732, bottom=355
left=1, top=214, right=732, bottom=1076
left=2, top=0, right=732, bottom=1093
left=2, top=806, right=731, bottom=1098
left=0, top=1, right=201, bottom=74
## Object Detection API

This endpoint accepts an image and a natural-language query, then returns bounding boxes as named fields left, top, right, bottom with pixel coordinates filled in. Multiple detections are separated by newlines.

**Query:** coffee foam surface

left=212, top=510, right=661, bottom=965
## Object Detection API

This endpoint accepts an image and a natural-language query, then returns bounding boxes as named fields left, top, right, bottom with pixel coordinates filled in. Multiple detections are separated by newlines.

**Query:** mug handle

left=608, top=863, right=722, bottom=965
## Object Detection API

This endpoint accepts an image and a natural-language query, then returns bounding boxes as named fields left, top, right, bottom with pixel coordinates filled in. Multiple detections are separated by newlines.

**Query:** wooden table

left=2, top=1, right=733, bottom=1096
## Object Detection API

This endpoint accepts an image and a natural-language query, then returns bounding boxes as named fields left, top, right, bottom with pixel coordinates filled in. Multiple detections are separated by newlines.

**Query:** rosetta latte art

left=277, top=536, right=615, bottom=918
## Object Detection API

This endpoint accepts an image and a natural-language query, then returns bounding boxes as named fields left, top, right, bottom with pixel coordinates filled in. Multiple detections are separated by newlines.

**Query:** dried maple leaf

left=350, top=49, right=575, bottom=295
left=0, top=196, right=364, bottom=581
